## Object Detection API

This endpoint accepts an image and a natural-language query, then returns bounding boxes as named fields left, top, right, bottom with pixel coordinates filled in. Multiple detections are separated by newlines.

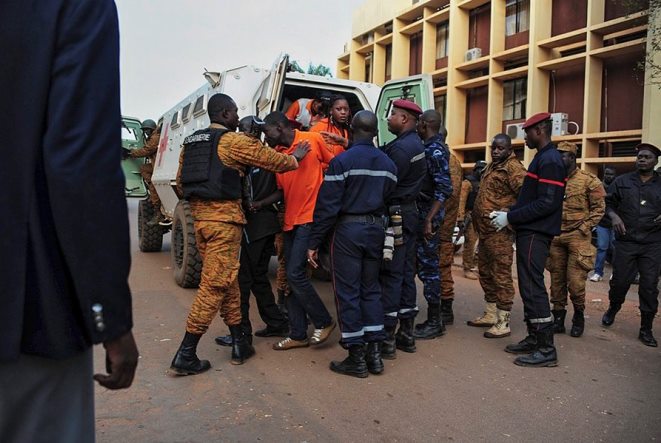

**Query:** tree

left=615, top=0, right=660, bottom=87
left=288, top=60, right=333, bottom=78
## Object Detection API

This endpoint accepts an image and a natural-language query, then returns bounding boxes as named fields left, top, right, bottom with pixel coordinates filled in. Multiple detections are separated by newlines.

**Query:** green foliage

left=289, top=60, right=333, bottom=78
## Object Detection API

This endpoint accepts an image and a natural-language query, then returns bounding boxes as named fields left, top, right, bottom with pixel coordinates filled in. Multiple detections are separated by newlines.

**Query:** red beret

left=635, top=143, right=661, bottom=157
left=522, top=112, right=552, bottom=129
left=392, top=99, right=422, bottom=116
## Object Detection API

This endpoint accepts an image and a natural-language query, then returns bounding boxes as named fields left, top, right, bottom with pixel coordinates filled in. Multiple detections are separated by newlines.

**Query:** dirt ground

left=94, top=200, right=661, bottom=442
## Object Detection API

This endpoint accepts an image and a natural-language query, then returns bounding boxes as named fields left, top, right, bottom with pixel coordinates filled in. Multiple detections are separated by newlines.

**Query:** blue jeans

left=283, top=224, right=333, bottom=340
left=594, top=225, right=615, bottom=276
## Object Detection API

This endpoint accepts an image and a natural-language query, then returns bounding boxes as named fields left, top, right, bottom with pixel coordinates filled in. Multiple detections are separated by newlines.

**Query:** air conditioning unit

left=465, top=47, right=482, bottom=62
left=506, top=123, right=526, bottom=140
left=551, top=112, right=569, bottom=136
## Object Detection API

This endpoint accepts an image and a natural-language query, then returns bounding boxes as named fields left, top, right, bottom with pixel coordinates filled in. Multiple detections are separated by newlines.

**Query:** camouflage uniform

left=548, top=168, right=605, bottom=311
left=176, top=123, right=298, bottom=335
left=473, top=153, right=526, bottom=311
left=438, top=151, right=463, bottom=300
left=130, top=129, right=161, bottom=209
left=458, top=179, right=478, bottom=271
left=416, top=135, right=453, bottom=305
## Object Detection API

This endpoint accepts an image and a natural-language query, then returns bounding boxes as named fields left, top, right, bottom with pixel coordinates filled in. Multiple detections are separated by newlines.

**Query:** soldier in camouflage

left=129, top=119, right=163, bottom=225
left=467, top=134, right=526, bottom=338
left=548, top=142, right=605, bottom=337
left=413, top=110, right=453, bottom=339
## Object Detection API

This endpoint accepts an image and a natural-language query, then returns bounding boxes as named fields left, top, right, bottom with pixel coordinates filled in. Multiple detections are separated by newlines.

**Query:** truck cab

left=144, top=54, right=434, bottom=287
left=121, top=116, right=148, bottom=198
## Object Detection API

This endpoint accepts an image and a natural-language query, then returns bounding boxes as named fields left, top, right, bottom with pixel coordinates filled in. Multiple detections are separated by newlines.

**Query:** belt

left=338, top=214, right=387, bottom=227
left=388, top=201, right=418, bottom=212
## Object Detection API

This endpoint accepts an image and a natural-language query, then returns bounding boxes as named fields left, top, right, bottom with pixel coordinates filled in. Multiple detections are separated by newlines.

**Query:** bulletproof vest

left=465, top=175, right=480, bottom=210
left=180, top=128, right=241, bottom=200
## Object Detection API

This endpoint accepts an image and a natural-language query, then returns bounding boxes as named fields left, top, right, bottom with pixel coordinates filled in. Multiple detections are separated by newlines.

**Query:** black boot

left=514, top=326, right=558, bottom=367
left=639, top=311, right=658, bottom=347
left=229, top=325, right=255, bottom=365
left=365, top=342, right=384, bottom=375
left=504, top=321, right=537, bottom=354
left=170, top=332, right=211, bottom=376
left=552, top=309, right=567, bottom=334
left=570, top=309, right=585, bottom=337
left=330, top=345, right=368, bottom=378
left=381, top=325, right=397, bottom=360
left=413, top=303, right=444, bottom=339
left=602, top=303, right=621, bottom=326
left=440, top=298, right=454, bottom=325
left=214, top=334, right=232, bottom=347
left=395, top=317, right=417, bottom=353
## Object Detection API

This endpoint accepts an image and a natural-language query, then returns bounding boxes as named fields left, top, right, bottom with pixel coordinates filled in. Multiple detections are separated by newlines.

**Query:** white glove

left=490, top=211, right=509, bottom=231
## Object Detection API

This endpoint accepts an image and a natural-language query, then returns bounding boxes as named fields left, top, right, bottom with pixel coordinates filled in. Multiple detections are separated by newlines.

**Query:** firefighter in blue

left=306, top=111, right=397, bottom=378
left=412, top=110, right=453, bottom=339
left=490, top=112, right=567, bottom=367
left=378, top=99, right=427, bottom=359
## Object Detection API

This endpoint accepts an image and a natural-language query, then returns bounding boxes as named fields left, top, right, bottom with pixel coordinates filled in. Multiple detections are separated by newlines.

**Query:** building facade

left=337, top=0, right=659, bottom=174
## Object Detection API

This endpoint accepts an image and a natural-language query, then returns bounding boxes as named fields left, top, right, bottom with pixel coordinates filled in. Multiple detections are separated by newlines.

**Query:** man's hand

left=490, top=211, right=509, bottom=232
left=121, top=147, right=131, bottom=160
left=423, top=219, right=436, bottom=240
left=93, top=331, right=138, bottom=390
left=249, top=200, right=263, bottom=213
left=307, top=249, right=319, bottom=269
left=611, top=213, right=627, bottom=236
left=292, top=140, right=311, bottom=162
left=320, top=131, right=348, bottom=147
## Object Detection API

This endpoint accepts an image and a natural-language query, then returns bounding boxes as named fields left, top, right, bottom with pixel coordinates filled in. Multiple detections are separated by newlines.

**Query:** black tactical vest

left=180, top=128, right=241, bottom=200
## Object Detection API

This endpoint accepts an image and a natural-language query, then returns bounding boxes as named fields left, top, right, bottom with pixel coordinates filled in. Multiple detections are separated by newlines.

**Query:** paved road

left=95, top=199, right=661, bottom=442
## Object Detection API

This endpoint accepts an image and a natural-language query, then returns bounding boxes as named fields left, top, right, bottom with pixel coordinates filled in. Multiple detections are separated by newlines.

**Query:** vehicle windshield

left=122, top=125, right=140, bottom=142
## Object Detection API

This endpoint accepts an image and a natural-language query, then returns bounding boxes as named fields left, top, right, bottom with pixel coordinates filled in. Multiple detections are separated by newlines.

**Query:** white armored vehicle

left=140, top=54, right=434, bottom=288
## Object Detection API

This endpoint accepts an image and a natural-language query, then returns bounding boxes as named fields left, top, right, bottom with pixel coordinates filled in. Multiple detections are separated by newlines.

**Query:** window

left=436, top=22, right=449, bottom=59
left=385, top=45, right=392, bottom=80
left=121, top=125, right=139, bottom=142
left=181, top=103, right=192, bottom=123
left=192, top=95, right=206, bottom=116
left=503, top=78, right=527, bottom=120
left=170, top=111, right=180, bottom=128
left=434, top=95, right=447, bottom=126
left=505, top=0, right=530, bottom=36
left=364, top=54, right=372, bottom=83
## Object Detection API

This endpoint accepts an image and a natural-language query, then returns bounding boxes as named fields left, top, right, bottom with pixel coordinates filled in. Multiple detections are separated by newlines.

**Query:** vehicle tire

left=171, top=200, right=201, bottom=288
left=138, top=199, right=164, bottom=252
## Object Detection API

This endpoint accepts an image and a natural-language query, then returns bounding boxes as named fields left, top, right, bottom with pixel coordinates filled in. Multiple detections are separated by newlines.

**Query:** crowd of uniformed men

left=154, top=91, right=661, bottom=379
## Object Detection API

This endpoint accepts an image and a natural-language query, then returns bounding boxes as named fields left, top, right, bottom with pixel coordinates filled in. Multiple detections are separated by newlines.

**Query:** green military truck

left=121, top=115, right=148, bottom=198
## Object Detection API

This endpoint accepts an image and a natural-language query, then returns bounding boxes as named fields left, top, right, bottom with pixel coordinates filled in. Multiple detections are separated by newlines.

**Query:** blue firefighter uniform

left=379, top=130, right=427, bottom=329
left=416, top=134, right=453, bottom=306
left=309, top=141, right=398, bottom=347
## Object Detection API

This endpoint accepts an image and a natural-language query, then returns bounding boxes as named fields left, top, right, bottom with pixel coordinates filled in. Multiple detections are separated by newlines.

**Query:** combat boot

left=413, top=303, right=444, bottom=339
left=570, top=309, right=585, bottom=337
left=330, top=345, right=368, bottom=378
left=467, top=302, right=497, bottom=327
left=602, top=303, right=621, bottom=326
left=440, top=298, right=454, bottom=325
left=514, top=327, right=558, bottom=367
left=381, top=325, right=397, bottom=360
left=639, top=311, right=658, bottom=347
left=365, top=342, right=384, bottom=375
left=395, top=317, right=417, bottom=353
left=484, top=309, right=511, bottom=338
left=229, top=325, right=255, bottom=365
left=552, top=309, right=567, bottom=334
left=504, top=321, right=537, bottom=354
left=170, top=332, right=211, bottom=376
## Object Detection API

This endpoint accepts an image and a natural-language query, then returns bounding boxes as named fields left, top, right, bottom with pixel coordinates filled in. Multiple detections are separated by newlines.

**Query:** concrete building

left=337, top=0, right=659, bottom=173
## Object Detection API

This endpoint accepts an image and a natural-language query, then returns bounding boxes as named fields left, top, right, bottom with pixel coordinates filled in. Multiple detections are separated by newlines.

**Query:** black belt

left=388, top=201, right=418, bottom=211
left=338, top=214, right=387, bottom=227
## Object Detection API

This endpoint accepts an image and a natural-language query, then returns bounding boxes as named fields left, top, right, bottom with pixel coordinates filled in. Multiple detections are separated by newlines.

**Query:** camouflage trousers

left=548, top=229, right=595, bottom=311
left=477, top=230, right=516, bottom=311
left=438, top=198, right=459, bottom=301
left=416, top=205, right=443, bottom=305
left=462, top=219, right=478, bottom=271
left=186, top=220, right=243, bottom=334
left=139, top=162, right=161, bottom=210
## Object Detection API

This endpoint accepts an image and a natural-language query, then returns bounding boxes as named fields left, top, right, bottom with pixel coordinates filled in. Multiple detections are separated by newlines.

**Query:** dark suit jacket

left=0, top=0, right=133, bottom=361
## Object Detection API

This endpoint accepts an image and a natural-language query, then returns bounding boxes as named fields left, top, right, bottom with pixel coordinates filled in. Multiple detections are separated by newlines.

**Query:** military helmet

left=141, top=119, right=157, bottom=130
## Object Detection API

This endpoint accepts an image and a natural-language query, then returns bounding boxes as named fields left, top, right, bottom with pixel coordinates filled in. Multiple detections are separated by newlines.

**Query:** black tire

left=171, top=200, right=201, bottom=288
left=138, top=199, right=164, bottom=252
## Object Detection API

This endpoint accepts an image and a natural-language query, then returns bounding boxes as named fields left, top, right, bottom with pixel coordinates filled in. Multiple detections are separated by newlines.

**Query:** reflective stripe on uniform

left=385, top=311, right=398, bottom=317
left=398, top=307, right=419, bottom=314
left=341, top=330, right=365, bottom=339
left=410, top=152, right=425, bottom=163
left=529, top=316, right=554, bottom=324
left=363, top=324, right=384, bottom=332
left=324, top=168, right=398, bottom=182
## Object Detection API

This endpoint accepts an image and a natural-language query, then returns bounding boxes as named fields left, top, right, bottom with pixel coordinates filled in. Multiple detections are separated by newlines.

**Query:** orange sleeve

left=285, top=100, right=300, bottom=120
left=312, top=133, right=335, bottom=166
